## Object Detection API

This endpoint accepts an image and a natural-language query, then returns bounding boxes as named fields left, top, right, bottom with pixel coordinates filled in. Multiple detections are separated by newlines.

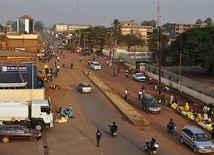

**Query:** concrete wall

left=145, top=71, right=214, bottom=104
left=0, top=89, right=45, bottom=101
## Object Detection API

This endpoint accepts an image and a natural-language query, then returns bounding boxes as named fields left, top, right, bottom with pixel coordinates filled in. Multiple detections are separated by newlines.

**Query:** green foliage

left=140, top=20, right=156, bottom=27
left=34, top=21, right=44, bottom=32
left=204, top=18, right=213, bottom=26
left=169, top=26, right=214, bottom=74
left=195, top=19, right=203, bottom=24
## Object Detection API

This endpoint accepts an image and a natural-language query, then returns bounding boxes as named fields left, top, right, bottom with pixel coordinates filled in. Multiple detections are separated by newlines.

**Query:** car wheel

left=34, top=122, right=44, bottom=131
left=193, top=146, right=197, bottom=153
left=2, top=137, right=9, bottom=143
left=180, top=136, right=184, bottom=144
left=30, top=136, right=37, bottom=142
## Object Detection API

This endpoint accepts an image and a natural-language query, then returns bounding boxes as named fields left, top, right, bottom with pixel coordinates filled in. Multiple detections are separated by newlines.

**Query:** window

left=41, top=106, right=49, bottom=113
left=7, top=128, right=16, bottom=133
left=16, top=128, right=25, bottom=134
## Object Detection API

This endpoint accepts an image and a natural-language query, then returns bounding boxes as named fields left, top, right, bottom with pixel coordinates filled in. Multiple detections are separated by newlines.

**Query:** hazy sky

left=0, top=0, right=213, bottom=27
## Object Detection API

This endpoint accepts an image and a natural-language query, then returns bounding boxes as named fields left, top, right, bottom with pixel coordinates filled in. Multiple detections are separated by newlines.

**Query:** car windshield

left=22, top=126, right=30, bottom=132
left=194, top=133, right=210, bottom=141
left=136, top=73, right=144, bottom=77
left=83, top=83, right=90, bottom=87
left=148, top=98, right=158, bottom=105
left=94, top=64, right=100, bottom=66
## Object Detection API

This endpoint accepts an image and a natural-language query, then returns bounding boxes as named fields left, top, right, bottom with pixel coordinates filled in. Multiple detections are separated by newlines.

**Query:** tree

left=204, top=18, right=212, bottom=26
left=121, top=34, right=143, bottom=51
left=141, top=20, right=156, bottom=27
left=34, top=21, right=44, bottom=32
left=112, top=19, right=120, bottom=33
left=169, top=26, right=214, bottom=74
left=195, top=19, right=203, bottom=24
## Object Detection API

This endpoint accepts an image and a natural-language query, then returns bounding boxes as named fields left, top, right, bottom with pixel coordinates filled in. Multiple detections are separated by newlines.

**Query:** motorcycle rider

left=168, top=118, right=175, bottom=131
left=149, top=138, right=156, bottom=149
left=110, top=122, right=118, bottom=135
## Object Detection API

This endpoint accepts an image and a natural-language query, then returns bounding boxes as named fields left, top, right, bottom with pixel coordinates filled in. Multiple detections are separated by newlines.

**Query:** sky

left=0, top=0, right=214, bottom=27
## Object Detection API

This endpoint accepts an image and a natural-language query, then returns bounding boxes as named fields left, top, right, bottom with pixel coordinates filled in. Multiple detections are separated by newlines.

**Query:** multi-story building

left=54, top=23, right=68, bottom=32
left=169, top=23, right=207, bottom=39
left=17, top=15, right=34, bottom=34
left=119, top=19, right=153, bottom=40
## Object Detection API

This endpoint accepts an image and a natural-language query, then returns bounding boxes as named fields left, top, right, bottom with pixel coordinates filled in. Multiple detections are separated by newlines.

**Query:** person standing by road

left=124, top=89, right=128, bottom=100
left=96, top=129, right=102, bottom=147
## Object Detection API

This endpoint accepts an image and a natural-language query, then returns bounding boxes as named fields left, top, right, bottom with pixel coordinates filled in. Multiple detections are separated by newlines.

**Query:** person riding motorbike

left=109, top=122, right=118, bottom=135
left=167, top=118, right=175, bottom=131
left=149, top=138, right=156, bottom=149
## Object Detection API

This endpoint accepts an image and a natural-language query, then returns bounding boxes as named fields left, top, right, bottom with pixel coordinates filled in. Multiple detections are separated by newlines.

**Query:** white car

left=133, top=73, right=146, bottom=82
left=91, top=61, right=101, bottom=70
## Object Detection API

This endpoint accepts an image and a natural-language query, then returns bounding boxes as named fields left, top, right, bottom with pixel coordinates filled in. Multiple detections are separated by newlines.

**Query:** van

left=91, top=61, right=101, bottom=70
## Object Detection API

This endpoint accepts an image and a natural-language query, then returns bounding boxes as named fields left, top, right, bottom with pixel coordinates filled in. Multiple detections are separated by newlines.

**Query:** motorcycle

left=108, top=125, right=117, bottom=137
left=142, top=140, right=159, bottom=155
left=167, top=124, right=177, bottom=136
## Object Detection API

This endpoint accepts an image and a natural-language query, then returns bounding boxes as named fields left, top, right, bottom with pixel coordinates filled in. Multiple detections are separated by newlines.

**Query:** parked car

left=0, top=125, right=42, bottom=143
left=180, top=125, right=214, bottom=153
left=91, top=61, right=101, bottom=70
left=77, top=82, right=91, bottom=93
left=141, top=94, right=161, bottom=113
left=132, top=73, right=146, bottom=82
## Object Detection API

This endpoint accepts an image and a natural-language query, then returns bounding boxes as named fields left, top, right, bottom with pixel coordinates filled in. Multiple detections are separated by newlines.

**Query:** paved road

left=44, top=51, right=206, bottom=155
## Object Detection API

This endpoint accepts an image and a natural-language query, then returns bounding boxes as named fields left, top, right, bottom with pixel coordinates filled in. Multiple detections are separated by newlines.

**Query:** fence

left=145, top=64, right=214, bottom=98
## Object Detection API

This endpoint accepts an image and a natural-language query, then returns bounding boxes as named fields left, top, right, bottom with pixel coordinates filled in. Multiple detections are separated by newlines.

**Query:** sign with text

left=2, top=66, right=27, bottom=73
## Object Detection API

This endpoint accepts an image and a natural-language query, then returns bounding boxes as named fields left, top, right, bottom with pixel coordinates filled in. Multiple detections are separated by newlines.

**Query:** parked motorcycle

left=142, top=140, right=159, bottom=155
left=108, top=125, right=117, bottom=137
left=167, top=124, right=177, bottom=136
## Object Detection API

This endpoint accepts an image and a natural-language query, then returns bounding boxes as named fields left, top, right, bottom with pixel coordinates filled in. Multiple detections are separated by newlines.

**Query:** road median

left=83, top=70, right=150, bottom=126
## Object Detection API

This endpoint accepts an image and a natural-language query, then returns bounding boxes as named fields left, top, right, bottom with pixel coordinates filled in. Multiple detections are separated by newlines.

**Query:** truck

left=0, top=100, right=53, bottom=131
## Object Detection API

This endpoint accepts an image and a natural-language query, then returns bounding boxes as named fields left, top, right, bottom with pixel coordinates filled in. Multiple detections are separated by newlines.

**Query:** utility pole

left=108, top=31, right=113, bottom=59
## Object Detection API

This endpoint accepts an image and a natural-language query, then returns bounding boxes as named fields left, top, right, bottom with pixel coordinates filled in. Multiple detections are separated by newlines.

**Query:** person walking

left=68, top=104, right=74, bottom=118
left=124, top=89, right=128, bottom=100
left=96, top=129, right=102, bottom=147
left=117, top=65, right=120, bottom=74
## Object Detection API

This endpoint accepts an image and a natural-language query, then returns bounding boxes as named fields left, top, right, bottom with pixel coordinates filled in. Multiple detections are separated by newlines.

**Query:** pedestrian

left=87, top=68, right=90, bottom=76
left=149, top=76, right=152, bottom=84
left=124, top=89, right=128, bottom=100
left=141, top=85, right=145, bottom=93
left=170, top=94, right=174, bottom=104
left=57, top=65, right=60, bottom=72
left=79, top=57, right=82, bottom=62
left=57, top=57, right=59, bottom=63
left=68, top=104, right=74, bottom=118
left=161, top=94, right=166, bottom=105
left=88, top=60, right=91, bottom=66
left=96, top=129, right=102, bottom=147
left=113, top=68, right=117, bottom=77
left=138, top=90, right=143, bottom=100
left=63, top=61, right=66, bottom=68
left=117, top=65, right=120, bottom=74
left=128, top=67, right=132, bottom=74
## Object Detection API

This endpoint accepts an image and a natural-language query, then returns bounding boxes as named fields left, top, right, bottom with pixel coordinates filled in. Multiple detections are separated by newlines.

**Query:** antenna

left=77, top=0, right=80, bottom=46
left=156, top=0, right=160, bottom=27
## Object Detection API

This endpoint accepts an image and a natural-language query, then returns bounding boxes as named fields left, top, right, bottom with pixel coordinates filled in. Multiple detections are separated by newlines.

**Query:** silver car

left=180, top=125, right=214, bottom=153
left=78, top=82, right=91, bottom=93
